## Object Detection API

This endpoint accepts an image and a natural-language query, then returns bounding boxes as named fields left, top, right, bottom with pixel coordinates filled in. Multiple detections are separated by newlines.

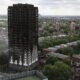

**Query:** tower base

left=9, top=61, right=39, bottom=72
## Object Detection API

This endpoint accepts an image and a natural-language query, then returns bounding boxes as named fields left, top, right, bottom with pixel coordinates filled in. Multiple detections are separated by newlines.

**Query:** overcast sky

left=0, top=0, right=80, bottom=16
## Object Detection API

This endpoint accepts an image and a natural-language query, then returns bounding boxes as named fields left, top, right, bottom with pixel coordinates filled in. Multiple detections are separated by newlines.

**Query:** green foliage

left=0, top=40, right=8, bottom=65
left=0, top=52, right=9, bottom=65
left=46, top=56, right=71, bottom=66
left=60, top=23, right=69, bottom=34
left=39, top=35, right=80, bottom=49
left=56, top=47, right=74, bottom=55
left=56, top=42, right=80, bottom=55
left=71, top=42, right=80, bottom=54
left=0, top=40, right=8, bottom=52
left=0, top=21, right=7, bottom=27
left=39, top=38, right=53, bottom=49
left=39, top=18, right=80, bottom=37
left=46, top=56, right=58, bottom=65
left=43, top=64, right=53, bottom=80
left=43, top=61, right=71, bottom=80
left=62, top=59, right=71, bottom=66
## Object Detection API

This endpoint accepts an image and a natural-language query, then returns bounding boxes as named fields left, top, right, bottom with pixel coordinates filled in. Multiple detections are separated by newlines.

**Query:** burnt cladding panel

left=8, top=4, right=38, bottom=65
left=32, top=7, right=38, bottom=46
left=8, top=7, right=14, bottom=47
left=8, top=4, right=38, bottom=50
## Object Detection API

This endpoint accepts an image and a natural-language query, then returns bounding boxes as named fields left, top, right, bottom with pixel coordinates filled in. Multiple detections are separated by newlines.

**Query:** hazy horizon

left=1, top=14, right=80, bottom=17
left=1, top=0, right=80, bottom=16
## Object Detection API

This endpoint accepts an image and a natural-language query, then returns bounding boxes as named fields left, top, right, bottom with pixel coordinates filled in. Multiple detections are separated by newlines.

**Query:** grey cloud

left=36, top=0, right=80, bottom=10
left=38, top=0, right=80, bottom=6
left=0, top=0, right=80, bottom=15
left=0, top=0, right=9, bottom=5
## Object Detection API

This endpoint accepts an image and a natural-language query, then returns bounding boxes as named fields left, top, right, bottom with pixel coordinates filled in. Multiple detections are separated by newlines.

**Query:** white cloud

left=0, top=0, right=80, bottom=16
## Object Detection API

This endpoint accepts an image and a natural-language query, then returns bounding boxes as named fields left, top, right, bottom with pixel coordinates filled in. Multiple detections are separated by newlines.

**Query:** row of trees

left=56, top=42, right=80, bottom=55
left=39, top=35, right=80, bottom=49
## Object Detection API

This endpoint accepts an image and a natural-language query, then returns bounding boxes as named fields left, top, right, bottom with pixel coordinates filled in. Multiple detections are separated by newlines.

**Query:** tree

left=43, top=61, right=71, bottom=80
left=46, top=56, right=58, bottom=65
left=56, top=47, right=74, bottom=55
left=0, top=52, right=9, bottom=65
left=0, top=40, right=9, bottom=65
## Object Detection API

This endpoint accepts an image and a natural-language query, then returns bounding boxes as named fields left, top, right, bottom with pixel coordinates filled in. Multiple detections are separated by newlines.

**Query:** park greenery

left=43, top=61, right=71, bottom=80
left=0, top=20, right=7, bottom=27
left=56, top=42, right=80, bottom=55
left=46, top=56, right=71, bottom=65
left=43, top=56, right=71, bottom=80
left=0, top=40, right=9, bottom=72
left=39, top=35, right=80, bottom=49
left=0, top=52, right=9, bottom=65
left=0, top=40, right=8, bottom=65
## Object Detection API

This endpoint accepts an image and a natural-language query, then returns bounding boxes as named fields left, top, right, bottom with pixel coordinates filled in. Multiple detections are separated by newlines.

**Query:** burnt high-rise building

left=8, top=4, right=38, bottom=67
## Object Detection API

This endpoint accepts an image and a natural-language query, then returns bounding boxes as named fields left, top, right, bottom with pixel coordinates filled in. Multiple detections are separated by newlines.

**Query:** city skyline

left=1, top=0, right=80, bottom=16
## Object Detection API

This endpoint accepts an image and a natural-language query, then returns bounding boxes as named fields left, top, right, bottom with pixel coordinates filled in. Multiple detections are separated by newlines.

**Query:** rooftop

left=16, top=75, right=41, bottom=80
left=0, top=70, right=48, bottom=80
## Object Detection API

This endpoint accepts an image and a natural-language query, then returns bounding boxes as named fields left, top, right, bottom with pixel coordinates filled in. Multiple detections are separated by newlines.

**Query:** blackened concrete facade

left=8, top=4, right=38, bottom=67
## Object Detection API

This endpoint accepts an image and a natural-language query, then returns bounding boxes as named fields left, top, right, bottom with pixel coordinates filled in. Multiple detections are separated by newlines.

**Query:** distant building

left=8, top=4, right=38, bottom=67
left=55, top=22, right=60, bottom=35
left=71, top=56, right=80, bottom=80
left=70, top=22, right=76, bottom=35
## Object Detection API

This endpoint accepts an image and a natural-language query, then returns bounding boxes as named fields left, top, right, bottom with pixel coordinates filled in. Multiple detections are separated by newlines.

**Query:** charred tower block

left=8, top=4, right=38, bottom=66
